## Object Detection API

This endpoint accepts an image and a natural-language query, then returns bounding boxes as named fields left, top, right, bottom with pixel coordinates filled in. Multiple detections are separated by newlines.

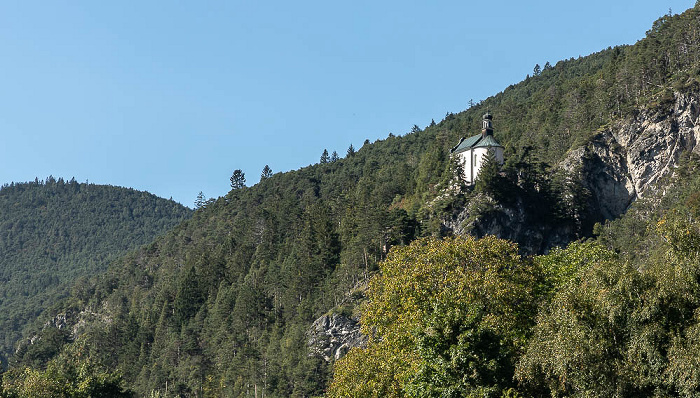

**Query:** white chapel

left=450, top=112, right=505, bottom=184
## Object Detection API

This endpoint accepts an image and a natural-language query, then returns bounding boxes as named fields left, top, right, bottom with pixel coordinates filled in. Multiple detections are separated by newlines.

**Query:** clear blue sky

left=0, top=1, right=693, bottom=207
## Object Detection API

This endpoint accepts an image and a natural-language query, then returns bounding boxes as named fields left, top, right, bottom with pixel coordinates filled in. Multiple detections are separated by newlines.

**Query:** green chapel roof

left=451, top=133, right=503, bottom=154
left=473, top=135, right=503, bottom=149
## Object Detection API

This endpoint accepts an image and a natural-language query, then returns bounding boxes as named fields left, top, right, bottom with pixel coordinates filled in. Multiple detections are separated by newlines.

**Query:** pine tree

left=260, top=165, right=273, bottom=181
left=533, top=63, right=542, bottom=76
left=330, top=151, right=339, bottom=162
left=346, top=144, right=356, bottom=157
left=475, top=151, right=508, bottom=202
left=230, top=169, right=246, bottom=189
left=195, top=191, right=206, bottom=209
left=320, top=149, right=330, bottom=164
left=173, top=266, right=204, bottom=326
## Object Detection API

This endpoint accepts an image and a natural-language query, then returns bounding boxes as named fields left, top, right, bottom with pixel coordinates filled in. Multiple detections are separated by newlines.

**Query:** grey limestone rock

left=562, top=89, right=700, bottom=216
left=307, top=313, right=366, bottom=362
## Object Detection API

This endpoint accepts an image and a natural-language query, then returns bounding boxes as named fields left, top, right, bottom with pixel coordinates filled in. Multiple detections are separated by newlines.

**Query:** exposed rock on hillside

left=612, top=90, right=700, bottom=196
left=308, top=313, right=366, bottom=362
left=19, top=307, right=107, bottom=353
left=562, top=89, right=700, bottom=218
left=443, top=194, right=576, bottom=255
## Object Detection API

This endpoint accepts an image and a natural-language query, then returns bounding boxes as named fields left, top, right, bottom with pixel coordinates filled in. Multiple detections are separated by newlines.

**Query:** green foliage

left=347, top=143, right=356, bottom=157
left=474, top=151, right=511, bottom=204
left=1, top=342, right=133, bottom=398
left=470, top=146, right=592, bottom=240
left=518, top=197, right=700, bottom=396
left=173, top=266, right=205, bottom=326
left=230, top=169, right=246, bottom=189
left=36, top=125, right=439, bottom=396
left=194, top=191, right=206, bottom=208
left=11, top=328, right=71, bottom=370
left=260, top=164, right=273, bottom=181
left=330, top=149, right=700, bottom=397
left=536, top=240, right=616, bottom=296
left=329, top=236, right=543, bottom=397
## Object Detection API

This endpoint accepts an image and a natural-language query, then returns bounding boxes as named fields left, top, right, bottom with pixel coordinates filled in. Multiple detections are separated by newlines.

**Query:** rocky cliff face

left=561, top=89, right=700, bottom=218
left=443, top=194, right=577, bottom=255
left=307, top=313, right=366, bottom=362
left=438, top=196, right=566, bottom=257
left=444, top=88, right=700, bottom=254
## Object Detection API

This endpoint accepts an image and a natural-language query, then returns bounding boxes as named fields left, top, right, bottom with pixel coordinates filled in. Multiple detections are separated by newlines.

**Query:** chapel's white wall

left=456, top=151, right=473, bottom=184
left=472, top=147, right=505, bottom=183
left=455, top=146, right=505, bottom=185
left=472, top=147, right=489, bottom=182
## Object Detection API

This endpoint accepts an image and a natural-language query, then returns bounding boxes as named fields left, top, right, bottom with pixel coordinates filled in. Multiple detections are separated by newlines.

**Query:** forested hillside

left=3, top=4, right=700, bottom=397
left=0, top=178, right=192, bottom=367
left=330, top=154, right=700, bottom=397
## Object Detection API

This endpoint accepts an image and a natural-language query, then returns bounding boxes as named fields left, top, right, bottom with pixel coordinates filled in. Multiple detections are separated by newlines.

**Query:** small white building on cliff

left=450, top=112, right=505, bottom=184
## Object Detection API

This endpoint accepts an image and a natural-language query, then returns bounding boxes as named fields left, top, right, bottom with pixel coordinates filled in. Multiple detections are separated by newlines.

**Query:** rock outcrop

left=307, top=313, right=366, bottom=362
left=561, top=90, right=700, bottom=218
left=443, top=194, right=576, bottom=255
left=19, top=307, right=109, bottom=354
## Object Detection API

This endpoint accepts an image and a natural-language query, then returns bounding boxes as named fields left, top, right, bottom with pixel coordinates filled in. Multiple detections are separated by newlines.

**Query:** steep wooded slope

left=0, top=178, right=192, bottom=366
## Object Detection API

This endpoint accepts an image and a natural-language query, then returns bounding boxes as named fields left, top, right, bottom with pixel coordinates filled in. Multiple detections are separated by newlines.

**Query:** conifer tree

left=195, top=191, right=206, bottom=209
left=260, top=165, right=273, bottom=181
left=230, top=169, right=246, bottom=189
left=173, top=266, right=204, bottom=326
left=475, top=151, right=512, bottom=203
left=320, top=149, right=330, bottom=164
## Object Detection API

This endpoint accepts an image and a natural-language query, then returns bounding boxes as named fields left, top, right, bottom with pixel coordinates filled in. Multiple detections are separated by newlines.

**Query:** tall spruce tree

left=260, top=165, right=273, bottom=181
left=195, top=191, right=206, bottom=208
left=230, top=169, right=246, bottom=189
left=320, top=149, right=330, bottom=164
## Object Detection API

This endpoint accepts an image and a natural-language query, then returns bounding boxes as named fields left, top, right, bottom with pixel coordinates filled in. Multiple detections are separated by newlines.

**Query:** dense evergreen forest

left=0, top=178, right=192, bottom=369
left=2, top=4, right=700, bottom=397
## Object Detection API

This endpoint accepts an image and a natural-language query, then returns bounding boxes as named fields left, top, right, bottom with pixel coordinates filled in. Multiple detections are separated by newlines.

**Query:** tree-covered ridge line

left=0, top=177, right=192, bottom=369
left=3, top=4, right=700, bottom=397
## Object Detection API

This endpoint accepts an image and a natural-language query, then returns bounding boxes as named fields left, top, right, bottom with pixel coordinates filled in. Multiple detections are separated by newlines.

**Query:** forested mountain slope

left=0, top=178, right=192, bottom=366
left=329, top=154, right=700, bottom=397
left=4, top=4, right=700, bottom=397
